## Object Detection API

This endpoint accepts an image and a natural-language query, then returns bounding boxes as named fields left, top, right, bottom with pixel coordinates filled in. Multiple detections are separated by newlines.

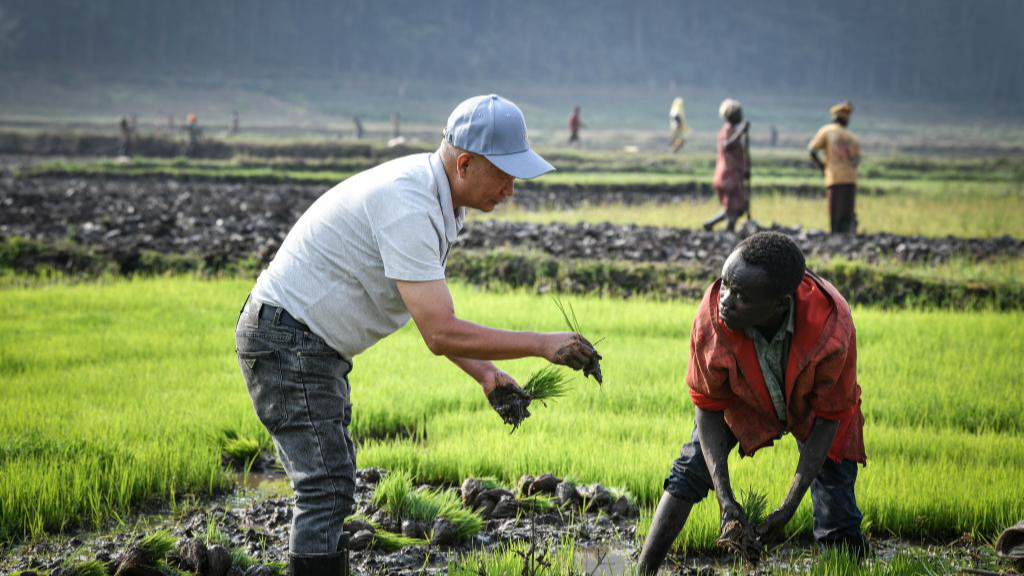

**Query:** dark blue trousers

left=664, top=422, right=865, bottom=545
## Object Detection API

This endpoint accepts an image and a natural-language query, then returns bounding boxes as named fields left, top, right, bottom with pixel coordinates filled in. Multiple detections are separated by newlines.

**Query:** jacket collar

left=708, top=272, right=839, bottom=408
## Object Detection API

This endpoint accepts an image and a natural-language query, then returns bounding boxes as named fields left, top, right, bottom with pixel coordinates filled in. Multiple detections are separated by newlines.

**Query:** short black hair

left=735, top=232, right=806, bottom=297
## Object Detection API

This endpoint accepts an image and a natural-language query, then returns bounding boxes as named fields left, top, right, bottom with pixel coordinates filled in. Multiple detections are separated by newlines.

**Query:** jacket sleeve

left=686, top=320, right=734, bottom=411
left=809, top=328, right=859, bottom=420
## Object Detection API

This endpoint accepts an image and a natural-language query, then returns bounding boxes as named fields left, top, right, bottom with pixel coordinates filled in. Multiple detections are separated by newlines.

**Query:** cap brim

left=485, top=148, right=555, bottom=179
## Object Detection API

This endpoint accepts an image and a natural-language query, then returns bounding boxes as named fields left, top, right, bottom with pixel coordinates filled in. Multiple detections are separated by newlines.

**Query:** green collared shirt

left=744, top=300, right=796, bottom=423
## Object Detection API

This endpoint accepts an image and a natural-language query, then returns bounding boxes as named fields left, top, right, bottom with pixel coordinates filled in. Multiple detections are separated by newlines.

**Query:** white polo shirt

left=250, top=153, right=465, bottom=359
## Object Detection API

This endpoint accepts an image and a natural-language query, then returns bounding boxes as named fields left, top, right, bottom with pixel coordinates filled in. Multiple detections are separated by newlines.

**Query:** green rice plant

left=370, top=471, right=483, bottom=539
left=203, top=518, right=257, bottom=569
left=447, top=536, right=582, bottom=576
left=371, top=529, right=426, bottom=552
left=211, top=428, right=263, bottom=468
left=370, top=471, right=414, bottom=516
left=137, top=530, right=177, bottom=564
left=523, top=365, right=572, bottom=405
left=518, top=494, right=557, bottom=512
left=62, top=559, right=108, bottom=576
left=739, top=487, right=769, bottom=526
left=553, top=297, right=604, bottom=348
left=1, top=278, right=1022, bottom=548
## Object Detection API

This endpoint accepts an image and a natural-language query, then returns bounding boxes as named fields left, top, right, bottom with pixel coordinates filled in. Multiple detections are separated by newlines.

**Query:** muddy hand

left=754, top=507, right=792, bottom=547
left=550, top=333, right=603, bottom=384
left=486, top=373, right=532, bottom=428
left=716, top=502, right=761, bottom=564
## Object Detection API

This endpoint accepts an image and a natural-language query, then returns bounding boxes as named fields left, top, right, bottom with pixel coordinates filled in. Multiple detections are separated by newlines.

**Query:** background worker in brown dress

left=703, top=99, right=749, bottom=232
left=809, top=101, right=861, bottom=234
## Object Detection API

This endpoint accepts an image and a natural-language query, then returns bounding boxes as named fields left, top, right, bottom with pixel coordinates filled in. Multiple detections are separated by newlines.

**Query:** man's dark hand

left=547, top=332, right=603, bottom=384
left=754, top=506, right=794, bottom=547
left=485, top=372, right=532, bottom=428
left=717, top=500, right=761, bottom=564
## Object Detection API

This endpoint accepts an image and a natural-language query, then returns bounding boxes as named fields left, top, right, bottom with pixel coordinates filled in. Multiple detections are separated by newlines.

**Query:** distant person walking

left=770, top=124, right=779, bottom=148
left=230, top=109, right=240, bottom=136
left=809, top=101, right=860, bottom=234
left=183, top=113, right=202, bottom=158
left=669, top=97, right=689, bottom=152
left=568, top=105, right=584, bottom=146
left=703, top=99, right=750, bottom=232
left=119, top=116, right=134, bottom=157
left=352, top=116, right=365, bottom=140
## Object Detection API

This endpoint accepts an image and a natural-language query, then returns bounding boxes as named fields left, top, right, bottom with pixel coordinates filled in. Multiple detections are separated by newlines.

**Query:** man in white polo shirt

left=235, top=95, right=602, bottom=576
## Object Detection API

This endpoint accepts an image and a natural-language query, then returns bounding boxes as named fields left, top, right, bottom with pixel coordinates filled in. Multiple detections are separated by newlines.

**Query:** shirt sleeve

left=808, top=126, right=828, bottom=152
left=375, top=212, right=446, bottom=282
left=686, top=321, right=735, bottom=411
left=809, top=331, right=859, bottom=420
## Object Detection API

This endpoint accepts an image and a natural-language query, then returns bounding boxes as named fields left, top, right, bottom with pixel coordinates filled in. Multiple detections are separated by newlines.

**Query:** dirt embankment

left=4, top=177, right=1017, bottom=271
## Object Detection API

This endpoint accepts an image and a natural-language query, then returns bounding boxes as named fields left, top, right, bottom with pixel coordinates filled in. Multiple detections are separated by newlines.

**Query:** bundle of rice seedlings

left=371, top=529, right=426, bottom=553
left=211, top=428, right=264, bottom=468
left=523, top=366, right=572, bottom=406
left=63, top=559, right=108, bottom=576
left=370, top=471, right=413, bottom=517
left=115, top=530, right=177, bottom=576
left=739, top=487, right=768, bottom=526
left=370, top=472, right=483, bottom=540
left=553, top=297, right=604, bottom=384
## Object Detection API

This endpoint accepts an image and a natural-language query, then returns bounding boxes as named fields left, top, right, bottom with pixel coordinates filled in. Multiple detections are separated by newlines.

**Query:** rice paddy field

left=2, top=277, right=1022, bottom=556
left=2, top=132, right=1024, bottom=574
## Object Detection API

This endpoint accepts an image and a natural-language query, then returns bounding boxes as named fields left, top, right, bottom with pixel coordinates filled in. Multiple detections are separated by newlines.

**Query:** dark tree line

left=1, top=0, right=1021, bottom=103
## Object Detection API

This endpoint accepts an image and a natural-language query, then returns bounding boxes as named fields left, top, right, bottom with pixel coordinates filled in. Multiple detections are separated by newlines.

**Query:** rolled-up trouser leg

left=663, top=422, right=738, bottom=503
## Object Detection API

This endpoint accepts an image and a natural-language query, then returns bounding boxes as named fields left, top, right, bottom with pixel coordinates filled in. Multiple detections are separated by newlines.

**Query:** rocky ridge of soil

left=2, top=177, right=1019, bottom=275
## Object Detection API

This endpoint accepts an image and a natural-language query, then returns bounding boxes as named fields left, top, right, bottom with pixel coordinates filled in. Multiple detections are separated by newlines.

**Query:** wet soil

left=2, top=177, right=1019, bottom=279
left=0, top=468, right=640, bottom=576
left=2, top=467, right=1014, bottom=576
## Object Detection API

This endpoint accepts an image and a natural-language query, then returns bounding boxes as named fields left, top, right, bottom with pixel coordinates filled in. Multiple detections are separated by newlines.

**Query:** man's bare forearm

left=695, top=408, right=738, bottom=507
left=777, top=418, right=838, bottom=514
left=446, top=355, right=498, bottom=384
left=425, top=317, right=548, bottom=360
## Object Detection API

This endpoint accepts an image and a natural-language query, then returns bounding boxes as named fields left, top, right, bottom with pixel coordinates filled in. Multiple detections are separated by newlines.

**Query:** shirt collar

left=429, top=152, right=465, bottom=244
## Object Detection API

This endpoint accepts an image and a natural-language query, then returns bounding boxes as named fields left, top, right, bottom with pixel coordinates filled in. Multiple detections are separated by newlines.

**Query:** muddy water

left=576, top=545, right=633, bottom=575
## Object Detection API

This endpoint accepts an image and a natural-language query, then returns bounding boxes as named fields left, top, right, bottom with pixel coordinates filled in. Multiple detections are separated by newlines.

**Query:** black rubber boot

left=288, top=550, right=346, bottom=576
left=636, top=492, right=694, bottom=576
left=337, top=533, right=350, bottom=576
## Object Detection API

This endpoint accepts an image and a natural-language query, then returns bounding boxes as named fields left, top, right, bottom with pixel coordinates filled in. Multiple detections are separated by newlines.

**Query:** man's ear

left=456, top=153, right=473, bottom=178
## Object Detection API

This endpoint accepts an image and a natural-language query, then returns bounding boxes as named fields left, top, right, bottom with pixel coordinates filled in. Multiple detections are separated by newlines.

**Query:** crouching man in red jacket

left=637, top=231, right=867, bottom=574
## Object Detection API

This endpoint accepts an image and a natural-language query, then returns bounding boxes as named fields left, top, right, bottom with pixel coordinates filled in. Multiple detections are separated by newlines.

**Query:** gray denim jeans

left=235, top=296, right=356, bottom=554
left=664, top=421, right=865, bottom=545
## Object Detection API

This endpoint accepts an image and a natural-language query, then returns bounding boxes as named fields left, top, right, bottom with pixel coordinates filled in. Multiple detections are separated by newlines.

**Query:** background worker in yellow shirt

left=669, top=97, right=689, bottom=152
left=809, top=101, right=861, bottom=234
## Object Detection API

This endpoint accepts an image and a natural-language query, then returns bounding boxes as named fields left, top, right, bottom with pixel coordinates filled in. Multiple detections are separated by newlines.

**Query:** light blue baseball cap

left=443, top=94, right=555, bottom=179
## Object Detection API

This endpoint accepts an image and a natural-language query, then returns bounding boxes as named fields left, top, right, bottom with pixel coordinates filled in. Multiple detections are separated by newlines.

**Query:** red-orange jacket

left=686, top=272, right=866, bottom=463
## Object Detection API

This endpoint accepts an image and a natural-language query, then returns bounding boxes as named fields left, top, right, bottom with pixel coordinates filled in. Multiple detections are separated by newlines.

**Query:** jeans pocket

left=297, top=351, right=349, bottom=423
left=238, top=349, right=289, bottom=434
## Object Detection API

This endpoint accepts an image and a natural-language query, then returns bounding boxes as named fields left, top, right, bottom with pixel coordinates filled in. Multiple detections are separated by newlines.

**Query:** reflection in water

left=577, top=546, right=632, bottom=576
